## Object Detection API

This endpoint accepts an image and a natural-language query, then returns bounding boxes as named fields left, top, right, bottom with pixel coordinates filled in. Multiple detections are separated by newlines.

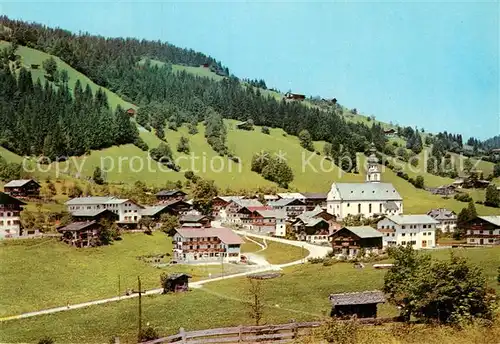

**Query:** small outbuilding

left=161, top=273, right=192, bottom=293
left=329, top=290, right=386, bottom=319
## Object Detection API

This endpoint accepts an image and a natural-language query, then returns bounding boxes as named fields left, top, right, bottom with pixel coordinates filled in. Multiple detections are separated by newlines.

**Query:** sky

left=1, top=1, right=499, bottom=139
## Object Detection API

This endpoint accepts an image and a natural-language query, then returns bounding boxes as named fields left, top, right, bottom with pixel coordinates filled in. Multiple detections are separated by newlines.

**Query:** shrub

left=134, top=137, right=149, bottom=151
left=261, top=126, right=270, bottom=134
left=38, top=337, right=55, bottom=344
left=319, top=318, right=360, bottom=344
left=454, top=193, right=473, bottom=203
left=139, top=326, right=160, bottom=341
left=184, top=171, right=195, bottom=180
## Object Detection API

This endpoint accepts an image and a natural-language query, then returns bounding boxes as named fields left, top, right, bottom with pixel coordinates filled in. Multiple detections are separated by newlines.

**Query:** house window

left=402, top=225, right=405, bottom=229
left=401, top=241, right=406, bottom=245
left=358, top=204, right=361, bottom=213
left=347, top=203, right=350, bottom=207
left=379, top=204, right=382, bottom=213
left=401, top=233, right=406, bottom=236
left=369, top=204, right=372, bottom=213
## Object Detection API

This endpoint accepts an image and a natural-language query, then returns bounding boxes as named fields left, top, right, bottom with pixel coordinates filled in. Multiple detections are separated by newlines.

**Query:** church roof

left=330, top=183, right=402, bottom=201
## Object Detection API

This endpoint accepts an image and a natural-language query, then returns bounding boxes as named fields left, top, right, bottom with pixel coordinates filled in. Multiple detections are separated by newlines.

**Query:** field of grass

left=240, top=238, right=262, bottom=253
left=449, top=152, right=496, bottom=177
left=3, top=246, right=497, bottom=343
left=259, top=240, right=309, bottom=265
left=138, top=57, right=225, bottom=81
left=0, top=41, right=134, bottom=111
left=0, top=232, right=226, bottom=317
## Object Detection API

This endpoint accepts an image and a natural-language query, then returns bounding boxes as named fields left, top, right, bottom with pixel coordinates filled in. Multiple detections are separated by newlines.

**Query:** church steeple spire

left=366, top=143, right=381, bottom=183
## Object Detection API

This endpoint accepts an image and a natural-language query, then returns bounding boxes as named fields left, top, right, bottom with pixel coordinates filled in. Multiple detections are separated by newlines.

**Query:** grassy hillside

left=5, top=119, right=358, bottom=191
left=1, top=122, right=498, bottom=215
left=0, top=41, right=134, bottom=110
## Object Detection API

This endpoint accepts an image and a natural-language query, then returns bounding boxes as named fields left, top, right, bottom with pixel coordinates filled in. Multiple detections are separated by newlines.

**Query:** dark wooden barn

left=329, top=226, right=383, bottom=257
left=162, top=273, right=192, bottom=293
left=329, top=290, right=386, bottom=319
left=156, top=189, right=187, bottom=203
left=3, top=179, right=41, bottom=198
left=70, top=209, right=119, bottom=223
left=284, top=92, right=306, bottom=101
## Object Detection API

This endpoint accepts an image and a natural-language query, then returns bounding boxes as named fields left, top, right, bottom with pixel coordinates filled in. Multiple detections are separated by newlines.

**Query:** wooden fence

left=140, top=318, right=397, bottom=344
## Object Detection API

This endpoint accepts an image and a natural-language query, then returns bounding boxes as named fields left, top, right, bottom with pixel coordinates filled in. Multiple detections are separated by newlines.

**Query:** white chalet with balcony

left=377, top=215, right=439, bottom=249
left=65, top=197, right=144, bottom=224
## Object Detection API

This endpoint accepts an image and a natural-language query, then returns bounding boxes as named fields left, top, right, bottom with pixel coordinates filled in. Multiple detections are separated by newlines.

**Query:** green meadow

left=2, top=246, right=498, bottom=343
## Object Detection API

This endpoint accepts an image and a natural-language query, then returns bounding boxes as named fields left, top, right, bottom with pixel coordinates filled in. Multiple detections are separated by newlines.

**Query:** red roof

left=175, top=227, right=244, bottom=245
left=126, top=108, right=136, bottom=114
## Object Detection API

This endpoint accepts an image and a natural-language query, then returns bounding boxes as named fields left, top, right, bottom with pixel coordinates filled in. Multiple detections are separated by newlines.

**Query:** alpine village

left=0, top=14, right=500, bottom=344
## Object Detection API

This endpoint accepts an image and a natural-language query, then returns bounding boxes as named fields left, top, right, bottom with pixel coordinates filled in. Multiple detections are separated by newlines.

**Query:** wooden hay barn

left=162, top=273, right=192, bottom=293
left=329, top=290, right=385, bottom=319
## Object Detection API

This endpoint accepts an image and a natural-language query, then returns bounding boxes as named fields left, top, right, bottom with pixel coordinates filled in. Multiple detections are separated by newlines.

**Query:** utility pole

left=118, top=274, right=121, bottom=299
left=133, top=276, right=144, bottom=340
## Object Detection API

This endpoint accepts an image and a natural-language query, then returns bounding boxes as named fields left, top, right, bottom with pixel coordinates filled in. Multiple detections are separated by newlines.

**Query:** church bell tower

left=366, top=143, right=381, bottom=183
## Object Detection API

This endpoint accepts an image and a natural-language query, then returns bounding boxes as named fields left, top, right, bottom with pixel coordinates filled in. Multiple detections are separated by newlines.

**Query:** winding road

left=0, top=227, right=331, bottom=323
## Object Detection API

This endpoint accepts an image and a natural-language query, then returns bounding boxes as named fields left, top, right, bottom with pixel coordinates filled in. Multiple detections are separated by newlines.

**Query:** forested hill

left=0, top=16, right=228, bottom=85
left=0, top=16, right=394, bottom=167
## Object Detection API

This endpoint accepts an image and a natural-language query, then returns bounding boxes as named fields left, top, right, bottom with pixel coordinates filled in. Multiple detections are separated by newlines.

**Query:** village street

left=0, top=229, right=327, bottom=323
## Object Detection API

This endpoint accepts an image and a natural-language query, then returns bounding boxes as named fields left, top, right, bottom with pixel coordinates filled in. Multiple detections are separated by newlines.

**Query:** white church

left=326, top=145, right=403, bottom=220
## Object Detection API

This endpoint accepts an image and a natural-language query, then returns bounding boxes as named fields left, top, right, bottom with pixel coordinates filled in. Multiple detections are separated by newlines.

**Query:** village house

left=464, top=216, right=500, bottom=246
left=301, top=192, right=327, bottom=210
left=57, top=221, right=102, bottom=248
left=327, top=145, right=403, bottom=220
left=284, top=92, right=306, bottom=101
left=249, top=209, right=287, bottom=236
left=452, top=175, right=490, bottom=189
left=179, top=214, right=211, bottom=228
left=291, top=206, right=341, bottom=244
left=329, top=226, right=383, bottom=257
left=219, top=199, right=263, bottom=224
left=159, top=199, right=192, bottom=215
left=329, top=291, right=386, bottom=319
left=429, top=185, right=456, bottom=197
left=0, top=192, right=26, bottom=239
left=235, top=121, right=253, bottom=130
left=267, top=198, right=306, bottom=219
left=383, top=128, right=396, bottom=136
left=377, top=215, right=438, bottom=249
left=173, top=227, right=244, bottom=263
left=277, top=192, right=306, bottom=202
left=155, top=189, right=187, bottom=203
left=263, top=194, right=280, bottom=202
left=212, top=196, right=245, bottom=217
left=427, top=208, right=457, bottom=233
left=65, top=197, right=144, bottom=226
left=70, top=208, right=119, bottom=223
left=3, top=179, right=41, bottom=198
left=126, top=108, right=136, bottom=116
left=295, top=218, right=331, bottom=244
left=140, top=205, right=177, bottom=223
